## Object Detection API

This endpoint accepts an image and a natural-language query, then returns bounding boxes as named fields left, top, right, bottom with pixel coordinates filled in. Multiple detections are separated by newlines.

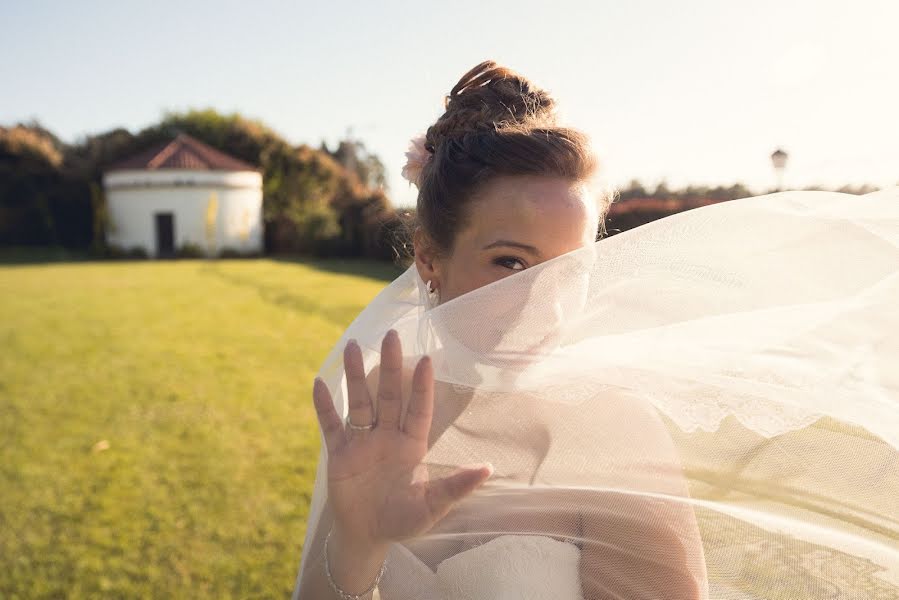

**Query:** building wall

left=103, top=170, right=263, bottom=257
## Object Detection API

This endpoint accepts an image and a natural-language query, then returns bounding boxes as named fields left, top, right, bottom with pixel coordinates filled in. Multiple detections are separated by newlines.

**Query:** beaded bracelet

left=324, top=529, right=387, bottom=600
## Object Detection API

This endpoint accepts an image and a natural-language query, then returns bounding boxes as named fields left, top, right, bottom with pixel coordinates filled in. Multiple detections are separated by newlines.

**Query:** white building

left=103, top=134, right=263, bottom=257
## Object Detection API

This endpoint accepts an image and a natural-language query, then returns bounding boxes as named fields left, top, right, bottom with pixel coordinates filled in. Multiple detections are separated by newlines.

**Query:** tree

left=617, top=179, right=648, bottom=201
left=324, top=138, right=388, bottom=191
left=0, top=124, right=66, bottom=245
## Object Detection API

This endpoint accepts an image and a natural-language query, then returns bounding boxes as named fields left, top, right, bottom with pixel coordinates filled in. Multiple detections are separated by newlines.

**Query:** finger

left=344, top=339, right=374, bottom=429
left=312, top=377, right=345, bottom=453
left=376, top=330, right=403, bottom=430
left=403, top=356, right=434, bottom=442
left=425, top=464, right=494, bottom=521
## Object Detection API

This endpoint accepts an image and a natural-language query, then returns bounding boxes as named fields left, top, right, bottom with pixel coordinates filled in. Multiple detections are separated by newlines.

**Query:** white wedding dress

left=379, top=535, right=583, bottom=600
left=293, top=189, right=899, bottom=600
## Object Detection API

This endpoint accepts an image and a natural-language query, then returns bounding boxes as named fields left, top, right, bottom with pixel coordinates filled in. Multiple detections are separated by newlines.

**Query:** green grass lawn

left=0, top=256, right=401, bottom=599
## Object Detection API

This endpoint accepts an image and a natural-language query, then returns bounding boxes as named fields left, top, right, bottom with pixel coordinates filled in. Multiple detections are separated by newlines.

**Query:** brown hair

left=415, top=60, right=603, bottom=254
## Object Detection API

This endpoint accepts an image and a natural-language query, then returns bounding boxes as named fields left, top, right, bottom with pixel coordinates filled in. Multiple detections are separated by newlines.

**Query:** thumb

left=424, top=463, right=493, bottom=521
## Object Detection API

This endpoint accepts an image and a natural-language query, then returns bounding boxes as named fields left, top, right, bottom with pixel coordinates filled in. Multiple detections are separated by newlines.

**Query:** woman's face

left=416, top=175, right=599, bottom=304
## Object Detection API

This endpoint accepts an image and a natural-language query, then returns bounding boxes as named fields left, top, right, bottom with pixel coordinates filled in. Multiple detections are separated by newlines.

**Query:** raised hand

left=312, top=329, right=492, bottom=555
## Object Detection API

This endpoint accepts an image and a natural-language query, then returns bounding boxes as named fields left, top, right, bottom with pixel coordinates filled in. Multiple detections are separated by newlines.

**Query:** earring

left=425, top=279, right=439, bottom=309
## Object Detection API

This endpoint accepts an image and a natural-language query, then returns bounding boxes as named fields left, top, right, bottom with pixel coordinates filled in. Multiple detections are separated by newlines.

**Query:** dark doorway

left=155, top=212, right=175, bottom=257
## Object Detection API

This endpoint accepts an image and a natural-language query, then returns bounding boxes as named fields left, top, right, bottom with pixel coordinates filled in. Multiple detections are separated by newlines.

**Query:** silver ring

left=345, top=414, right=375, bottom=431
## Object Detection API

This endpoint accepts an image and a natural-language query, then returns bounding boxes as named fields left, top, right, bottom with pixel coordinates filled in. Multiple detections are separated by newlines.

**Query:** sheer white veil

left=294, top=188, right=899, bottom=599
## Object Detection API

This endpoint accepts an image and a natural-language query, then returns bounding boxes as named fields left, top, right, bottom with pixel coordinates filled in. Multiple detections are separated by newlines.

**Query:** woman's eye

left=494, top=257, right=527, bottom=271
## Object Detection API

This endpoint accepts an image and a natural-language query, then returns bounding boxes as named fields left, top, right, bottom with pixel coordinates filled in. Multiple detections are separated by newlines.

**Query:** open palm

left=312, top=330, right=492, bottom=549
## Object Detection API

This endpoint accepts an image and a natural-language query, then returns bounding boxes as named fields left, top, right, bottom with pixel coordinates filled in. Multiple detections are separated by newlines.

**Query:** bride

left=293, top=61, right=899, bottom=599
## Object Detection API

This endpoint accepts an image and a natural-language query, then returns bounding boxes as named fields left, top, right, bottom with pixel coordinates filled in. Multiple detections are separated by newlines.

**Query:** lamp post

left=771, top=148, right=788, bottom=192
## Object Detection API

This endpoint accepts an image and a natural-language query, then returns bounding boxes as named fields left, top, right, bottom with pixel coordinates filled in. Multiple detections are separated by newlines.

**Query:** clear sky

left=2, top=0, right=897, bottom=206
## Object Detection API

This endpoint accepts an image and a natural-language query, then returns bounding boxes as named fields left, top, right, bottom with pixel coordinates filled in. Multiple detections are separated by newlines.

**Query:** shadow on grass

left=196, top=256, right=404, bottom=327
left=0, top=246, right=95, bottom=265
left=0, top=247, right=407, bottom=282
left=269, top=255, right=406, bottom=283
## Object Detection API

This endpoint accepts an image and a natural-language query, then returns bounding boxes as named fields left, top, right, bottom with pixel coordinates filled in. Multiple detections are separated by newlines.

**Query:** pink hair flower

left=401, top=133, right=432, bottom=188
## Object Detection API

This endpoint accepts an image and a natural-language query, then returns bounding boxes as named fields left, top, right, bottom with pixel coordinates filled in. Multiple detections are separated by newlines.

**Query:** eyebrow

left=482, top=240, right=542, bottom=256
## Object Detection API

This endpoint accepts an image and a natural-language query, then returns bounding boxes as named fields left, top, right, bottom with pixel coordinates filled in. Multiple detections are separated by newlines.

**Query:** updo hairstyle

left=413, top=60, right=604, bottom=254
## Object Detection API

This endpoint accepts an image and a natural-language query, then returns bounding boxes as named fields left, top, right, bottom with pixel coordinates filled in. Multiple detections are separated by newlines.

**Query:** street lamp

left=771, top=148, right=788, bottom=192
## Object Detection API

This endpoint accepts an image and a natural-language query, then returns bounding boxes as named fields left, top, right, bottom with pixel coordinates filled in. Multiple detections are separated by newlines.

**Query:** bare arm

left=579, top=397, right=707, bottom=600
left=295, top=509, right=389, bottom=600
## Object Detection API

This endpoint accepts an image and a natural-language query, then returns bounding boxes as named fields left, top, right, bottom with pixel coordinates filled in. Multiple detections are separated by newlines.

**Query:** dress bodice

left=378, top=535, right=583, bottom=600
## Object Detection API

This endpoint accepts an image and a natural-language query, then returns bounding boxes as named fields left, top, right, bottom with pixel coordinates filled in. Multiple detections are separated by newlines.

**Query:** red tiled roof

left=106, top=133, right=257, bottom=172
